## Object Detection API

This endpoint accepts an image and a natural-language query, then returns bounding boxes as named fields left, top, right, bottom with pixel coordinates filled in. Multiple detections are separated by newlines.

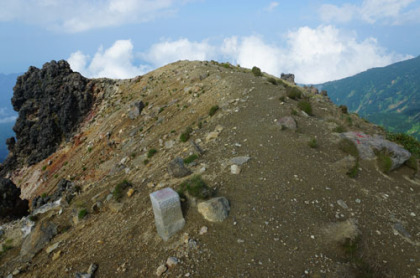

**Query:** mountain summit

left=0, top=60, right=419, bottom=277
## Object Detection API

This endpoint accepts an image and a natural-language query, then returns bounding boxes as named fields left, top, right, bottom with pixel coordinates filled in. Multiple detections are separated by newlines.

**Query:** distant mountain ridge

left=318, top=56, right=420, bottom=140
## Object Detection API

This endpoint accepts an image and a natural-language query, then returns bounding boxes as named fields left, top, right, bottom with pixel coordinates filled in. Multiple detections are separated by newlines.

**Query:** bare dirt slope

left=0, top=60, right=419, bottom=278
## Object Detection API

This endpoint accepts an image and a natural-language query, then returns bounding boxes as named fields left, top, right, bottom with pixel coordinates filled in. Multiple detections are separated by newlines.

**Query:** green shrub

left=184, top=154, right=199, bottom=164
left=347, top=160, right=359, bottom=178
left=113, top=179, right=131, bottom=201
left=251, top=66, right=262, bottom=77
left=180, top=127, right=193, bottom=142
left=143, top=159, right=149, bottom=165
left=333, top=125, right=347, bottom=133
left=386, top=132, right=420, bottom=159
left=291, top=109, right=298, bottom=116
left=286, top=86, right=302, bottom=100
left=338, top=138, right=359, bottom=158
left=308, top=138, right=318, bottom=148
left=209, top=105, right=219, bottom=117
left=88, top=147, right=93, bottom=153
left=339, top=105, right=348, bottom=114
left=178, top=175, right=212, bottom=199
left=279, top=96, right=285, bottom=102
left=42, top=165, right=47, bottom=171
left=405, top=156, right=418, bottom=172
left=147, top=148, right=157, bottom=158
left=78, top=209, right=88, bottom=220
left=297, top=100, right=313, bottom=115
left=377, top=152, right=393, bottom=174
left=267, top=77, right=277, bottom=85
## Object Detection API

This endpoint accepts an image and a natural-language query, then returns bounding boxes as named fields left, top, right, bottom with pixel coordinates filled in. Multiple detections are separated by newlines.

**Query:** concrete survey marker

left=150, top=187, right=185, bottom=241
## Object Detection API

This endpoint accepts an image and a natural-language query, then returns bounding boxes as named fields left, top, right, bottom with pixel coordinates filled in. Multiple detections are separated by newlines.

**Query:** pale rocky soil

left=0, top=61, right=419, bottom=277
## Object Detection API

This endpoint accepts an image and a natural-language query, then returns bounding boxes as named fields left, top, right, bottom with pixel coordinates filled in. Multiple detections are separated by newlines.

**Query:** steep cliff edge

left=1, top=60, right=94, bottom=176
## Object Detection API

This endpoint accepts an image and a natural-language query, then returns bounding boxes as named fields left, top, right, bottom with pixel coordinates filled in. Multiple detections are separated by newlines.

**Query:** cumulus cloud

left=319, top=0, right=419, bottom=24
left=0, top=0, right=185, bottom=32
left=221, top=26, right=409, bottom=83
left=0, top=116, right=17, bottom=124
left=140, top=39, right=217, bottom=67
left=68, top=26, right=410, bottom=83
left=68, top=40, right=149, bottom=78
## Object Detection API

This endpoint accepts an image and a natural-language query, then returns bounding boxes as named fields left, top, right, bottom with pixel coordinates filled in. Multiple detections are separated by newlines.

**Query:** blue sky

left=0, top=0, right=419, bottom=84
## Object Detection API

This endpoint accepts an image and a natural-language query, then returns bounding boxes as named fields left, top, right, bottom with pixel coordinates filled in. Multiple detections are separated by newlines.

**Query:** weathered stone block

left=150, top=188, right=185, bottom=241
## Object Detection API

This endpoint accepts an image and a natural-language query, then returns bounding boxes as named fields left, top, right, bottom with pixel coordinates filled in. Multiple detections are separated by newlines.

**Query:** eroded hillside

left=0, top=60, right=419, bottom=278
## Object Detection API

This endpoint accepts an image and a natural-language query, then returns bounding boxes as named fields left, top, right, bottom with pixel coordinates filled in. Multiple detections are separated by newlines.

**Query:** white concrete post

left=150, top=188, right=185, bottom=241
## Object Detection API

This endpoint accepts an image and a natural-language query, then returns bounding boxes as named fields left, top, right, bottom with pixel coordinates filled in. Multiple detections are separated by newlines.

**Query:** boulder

left=276, top=116, right=297, bottom=130
left=20, top=221, right=57, bottom=262
left=197, top=197, right=230, bottom=222
left=340, top=132, right=411, bottom=170
left=0, top=177, right=29, bottom=220
left=167, top=157, right=191, bottom=178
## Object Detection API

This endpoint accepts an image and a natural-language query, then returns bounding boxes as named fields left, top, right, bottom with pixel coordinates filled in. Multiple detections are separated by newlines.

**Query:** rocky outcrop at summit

left=1, top=60, right=94, bottom=175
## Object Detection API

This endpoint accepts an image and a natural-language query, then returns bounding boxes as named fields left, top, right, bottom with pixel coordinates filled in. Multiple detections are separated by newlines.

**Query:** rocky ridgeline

left=0, top=60, right=418, bottom=277
left=0, top=60, right=94, bottom=176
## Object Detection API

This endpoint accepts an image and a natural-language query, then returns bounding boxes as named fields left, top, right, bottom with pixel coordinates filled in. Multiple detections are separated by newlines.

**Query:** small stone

left=410, top=212, right=416, bottom=217
left=46, top=242, right=60, bottom=254
left=108, top=202, right=124, bottom=213
left=166, top=257, right=178, bottom=268
left=12, top=269, right=20, bottom=275
left=231, top=165, right=241, bottom=174
left=337, top=200, right=348, bottom=209
left=230, top=156, right=250, bottom=165
left=355, top=199, right=361, bottom=204
left=127, top=188, right=135, bottom=197
left=167, top=157, right=192, bottom=178
left=199, top=226, right=208, bottom=235
left=52, top=250, right=62, bottom=261
left=88, top=263, right=98, bottom=275
left=156, top=265, right=167, bottom=276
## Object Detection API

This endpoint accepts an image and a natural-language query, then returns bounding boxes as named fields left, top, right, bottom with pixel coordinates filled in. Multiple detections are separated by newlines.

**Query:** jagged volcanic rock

left=1, top=60, right=94, bottom=175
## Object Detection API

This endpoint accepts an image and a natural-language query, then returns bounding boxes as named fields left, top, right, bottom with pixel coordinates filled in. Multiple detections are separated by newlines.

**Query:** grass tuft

left=184, top=154, right=199, bottom=164
left=297, top=100, right=313, bottom=115
left=180, top=127, right=193, bottom=142
left=209, top=105, right=219, bottom=117
left=178, top=175, right=212, bottom=199
left=78, top=209, right=88, bottom=220
left=338, top=138, right=359, bottom=158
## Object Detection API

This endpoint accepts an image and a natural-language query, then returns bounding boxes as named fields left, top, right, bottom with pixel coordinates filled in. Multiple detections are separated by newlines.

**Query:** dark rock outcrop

left=1, top=60, right=94, bottom=176
left=0, top=177, right=29, bottom=220
left=31, top=179, right=77, bottom=211
left=281, top=73, right=295, bottom=84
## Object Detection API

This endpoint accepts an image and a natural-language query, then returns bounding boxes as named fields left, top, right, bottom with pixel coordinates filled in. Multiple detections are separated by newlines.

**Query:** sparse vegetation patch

left=180, top=127, right=193, bottom=142
left=297, top=100, right=313, bottom=115
left=338, top=138, right=359, bottom=158
left=209, top=105, right=219, bottom=117
left=251, top=66, right=262, bottom=77
left=178, top=175, right=212, bottom=199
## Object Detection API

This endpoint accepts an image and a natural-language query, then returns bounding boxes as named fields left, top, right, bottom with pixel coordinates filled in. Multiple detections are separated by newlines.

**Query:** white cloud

left=68, top=40, right=149, bottom=78
left=265, top=2, right=279, bottom=12
left=320, top=0, right=419, bottom=24
left=68, top=26, right=410, bottom=83
left=140, top=38, right=216, bottom=67
left=0, top=0, right=185, bottom=32
left=0, top=116, right=17, bottom=124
